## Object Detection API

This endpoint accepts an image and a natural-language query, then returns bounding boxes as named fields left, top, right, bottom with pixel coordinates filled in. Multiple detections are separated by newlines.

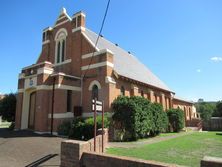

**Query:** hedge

left=57, top=115, right=110, bottom=140
left=167, top=108, right=185, bottom=132
left=112, top=96, right=168, bottom=141
left=150, top=103, right=168, bottom=136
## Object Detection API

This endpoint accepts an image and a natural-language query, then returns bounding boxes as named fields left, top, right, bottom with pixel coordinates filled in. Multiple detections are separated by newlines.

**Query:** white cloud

left=196, top=69, right=201, bottom=73
left=211, top=56, right=222, bottom=62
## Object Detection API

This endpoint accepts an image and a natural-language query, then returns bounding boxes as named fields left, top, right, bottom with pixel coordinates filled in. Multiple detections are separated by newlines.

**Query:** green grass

left=107, top=132, right=222, bottom=167
left=159, top=132, right=178, bottom=137
left=0, top=121, right=11, bottom=128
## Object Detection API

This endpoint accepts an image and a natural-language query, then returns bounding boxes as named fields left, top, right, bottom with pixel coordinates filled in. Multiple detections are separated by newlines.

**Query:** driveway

left=0, top=128, right=64, bottom=167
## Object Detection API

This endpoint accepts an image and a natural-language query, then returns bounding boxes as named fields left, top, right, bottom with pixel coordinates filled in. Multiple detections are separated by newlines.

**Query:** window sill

left=54, top=59, right=72, bottom=67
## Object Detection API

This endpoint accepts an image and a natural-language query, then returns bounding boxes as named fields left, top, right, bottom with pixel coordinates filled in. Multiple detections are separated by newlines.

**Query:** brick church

left=15, top=8, right=198, bottom=133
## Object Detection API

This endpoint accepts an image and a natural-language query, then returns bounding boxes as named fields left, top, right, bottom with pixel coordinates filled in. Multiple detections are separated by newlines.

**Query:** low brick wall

left=61, top=130, right=222, bottom=167
left=60, top=128, right=108, bottom=167
left=201, top=156, right=222, bottom=167
left=81, top=152, right=179, bottom=167
left=60, top=128, right=180, bottom=167
left=202, top=117, right=222, bottom=131
left=87, top=129, right=108, bottom=152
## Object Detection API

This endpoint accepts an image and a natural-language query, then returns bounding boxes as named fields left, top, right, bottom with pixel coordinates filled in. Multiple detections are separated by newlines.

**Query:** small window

left=92, top=85, right=99, bottom=100
left=67, top=90, right=72, bottom=112
left=120, top=86, right=125, bottom=96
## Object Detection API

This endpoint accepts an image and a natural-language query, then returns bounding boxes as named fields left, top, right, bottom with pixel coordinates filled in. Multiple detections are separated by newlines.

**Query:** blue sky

left=0, top=0, right=222, bottom=102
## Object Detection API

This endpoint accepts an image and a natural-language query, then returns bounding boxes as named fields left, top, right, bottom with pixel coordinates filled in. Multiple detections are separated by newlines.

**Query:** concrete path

left=0, top=128, right=65, bottom=167
left=108, top=132, right=194, bottom=148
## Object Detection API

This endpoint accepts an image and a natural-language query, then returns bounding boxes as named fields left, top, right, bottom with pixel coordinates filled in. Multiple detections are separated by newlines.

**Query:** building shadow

left=0, top=128, right=58, bottom=139
left=25, top=154, right=58, bottom=167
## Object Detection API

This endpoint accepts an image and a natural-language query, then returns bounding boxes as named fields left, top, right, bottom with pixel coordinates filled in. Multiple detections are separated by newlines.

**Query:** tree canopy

left=0, top=93, right=17, bottom=122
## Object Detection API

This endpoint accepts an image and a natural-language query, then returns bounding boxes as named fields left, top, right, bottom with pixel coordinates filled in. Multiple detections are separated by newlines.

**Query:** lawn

left=0, top=121, right=11, bottom=128
left=107, top=132, right=222, bottom=167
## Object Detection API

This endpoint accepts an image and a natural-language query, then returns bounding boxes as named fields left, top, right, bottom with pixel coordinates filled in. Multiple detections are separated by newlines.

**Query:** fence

left=202, top=117, right=222, bottom=131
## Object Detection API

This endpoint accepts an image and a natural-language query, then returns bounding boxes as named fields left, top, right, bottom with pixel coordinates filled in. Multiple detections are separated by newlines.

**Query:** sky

left=0, top=0, right=222, bottom=102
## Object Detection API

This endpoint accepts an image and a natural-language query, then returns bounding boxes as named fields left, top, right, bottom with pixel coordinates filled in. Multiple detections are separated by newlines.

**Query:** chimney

left=72, top=11, right=86, bottom=29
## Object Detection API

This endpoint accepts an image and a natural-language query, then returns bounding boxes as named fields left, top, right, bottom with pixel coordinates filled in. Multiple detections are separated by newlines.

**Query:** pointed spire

left=60, top=7, right=67, bottom=14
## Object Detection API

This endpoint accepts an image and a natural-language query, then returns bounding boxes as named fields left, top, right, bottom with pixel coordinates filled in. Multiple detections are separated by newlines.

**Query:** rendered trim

left=105, top=76, right=116, bottom=84
left=81, top=61, right=114, bottom=70
left=88, top=80, right=101, bottom=90
left=37, top=67, right=54, bottom=75
left=48, top=112, right=74, bottom=119
left=72, top=26, right=85, bottom=33
left=22, top=61, right=52, bottom=70
left=54, top=19, right=70, bottom=28
left=42, top=40, right=50, bottom=45
left=81, top=49, right=113, bottom=59
left=53, top=59, right=71, bottom=67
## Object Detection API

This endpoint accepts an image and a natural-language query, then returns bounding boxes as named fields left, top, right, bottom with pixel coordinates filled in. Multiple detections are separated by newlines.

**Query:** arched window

left=57, top=42, right=61, bottom=63
left=141, top=90, right=144, bottom=97
left=55, top=28, right=67, bottom=64
left=92, top=85, right=99, bottom=100
left=120, top=86, right=125, bottom=96
left=62, top=39, right=65, bottom=62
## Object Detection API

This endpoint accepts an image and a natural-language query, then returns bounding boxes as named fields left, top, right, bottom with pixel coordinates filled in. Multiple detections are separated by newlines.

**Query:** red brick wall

left=60, top=128, right=179, bottom=167
left=60, top=129, right=108, bottom=167
left=81, top=152, right=178, bottom=167
left=201, top=156, right=222, bottom=167
left=35, top=90, right=51, bottom=131
left=15, top=93, right=23, bottom=129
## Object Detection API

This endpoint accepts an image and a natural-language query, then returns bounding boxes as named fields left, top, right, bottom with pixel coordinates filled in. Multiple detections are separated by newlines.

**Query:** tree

left=213, top=101, right=222, bottom=117
left=196, top=102, right=215, bottom=121
left=0, top=93, right=17, bottom=122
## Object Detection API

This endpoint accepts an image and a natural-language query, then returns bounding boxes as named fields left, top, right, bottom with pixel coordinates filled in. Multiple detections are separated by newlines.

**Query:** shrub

left=57, top=121, right=72, bottom=136
left=68, top=115, right=110, bottom=141
left=112, top=96, right=171, bottom=141
left=9, top=122, right=15, bottom=131
left=112, top=96, right=153, bottom=141
left=0, top=93, right=16, bottom=122
left=167, top=108, right=184, bottom=132
left=150, top=103, right=168, bottom=136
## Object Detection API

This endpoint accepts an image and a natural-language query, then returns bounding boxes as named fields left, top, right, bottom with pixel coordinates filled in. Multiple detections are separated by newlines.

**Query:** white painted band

left=72, top=26, right=85, bottom=33
left=81, top=49, right=113, bottom=59
left=105, top=76, right=116, bottom=84
left=18, top=84, right=81, bottom=92
left=54, top=19, right=69, bottom=28
left=81, top=61, right=114, bottom=70
left=42, top=40, right=50, bottom=45
left=48, top=112, right=74, bottom=119
left=22, top=61, right=52, bottom=70
left=18, top=89, right=24, bottom=93
left=19, top=73, right=25, bottom=79
left=53, top=59, right=71, bottom=67
left=37, top=67, right=54, bottom=75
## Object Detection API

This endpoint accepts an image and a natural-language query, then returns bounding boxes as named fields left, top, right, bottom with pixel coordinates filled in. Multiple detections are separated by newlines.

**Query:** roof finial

left=60, top=7, right=67, bottom=14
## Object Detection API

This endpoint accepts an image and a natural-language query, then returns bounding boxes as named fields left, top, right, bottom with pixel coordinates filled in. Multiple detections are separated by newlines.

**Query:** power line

left=82, top=0, right=111, bottom=79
